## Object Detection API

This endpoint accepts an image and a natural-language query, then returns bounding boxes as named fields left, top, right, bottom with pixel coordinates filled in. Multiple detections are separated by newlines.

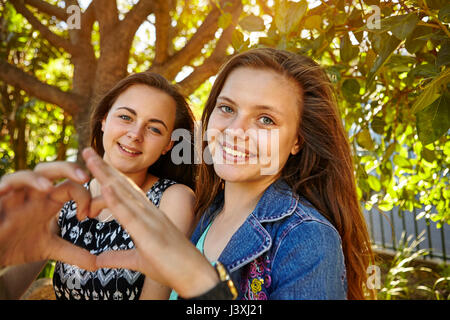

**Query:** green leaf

left=378, top=199, right=394, bottom=212
left=239, top=15, right=265, bottom=32
left=366, top=34, right=402, bottom=87
left=340, top=33, right=359, bottom=63
left=412, top=68, right=450, bottom=113
left=356, top=129, right=375, bottom=151
left=436, top=40, right=450, bottom=68
left=390, top=13, right=419, bottom=40
left=303, top=15, right=321, bottom=30
left=416, top=93, right=450, bottom=145
left=426, top=0, right=448, bottom=10
left=231, top=29, right=248, bottom=51
left=393, top=154, right=412, bottom=169
left=383, top=142, right=396, bottom=162
left=438, top=4, right=450, bottom=23
left=342, top=78, right=360, bottom=103
left=371, top=115, right=386, bottom=135
left=421, top=148, right=436, bottom=163
left=218, top=12, right=233, bottom=29
left=368, top=175, right=382, bottom=192
left=405, top=26, right=434, bottom=54
left=366, top=13, right=419, bottom=40
left=275, top=0, right=308, bottom=34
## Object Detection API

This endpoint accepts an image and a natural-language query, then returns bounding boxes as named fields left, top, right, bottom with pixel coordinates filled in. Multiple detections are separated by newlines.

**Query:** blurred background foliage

left=0, top=1, right=449, bottom=227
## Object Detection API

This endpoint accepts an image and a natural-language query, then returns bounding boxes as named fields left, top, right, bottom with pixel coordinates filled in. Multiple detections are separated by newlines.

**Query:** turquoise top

left=169, top=222, right=212, bottom=300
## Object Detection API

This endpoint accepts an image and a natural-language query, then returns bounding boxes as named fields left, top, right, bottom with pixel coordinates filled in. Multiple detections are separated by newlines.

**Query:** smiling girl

left=51, top=72, right=196, bottom=300
left=0, top=72, right=196, bottom=300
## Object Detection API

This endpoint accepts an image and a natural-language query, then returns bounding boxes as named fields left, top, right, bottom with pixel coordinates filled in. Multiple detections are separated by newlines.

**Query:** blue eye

left=219, top=105, right=234, bottom=113
left=119, top=115, right=131, bottom=121
left=149, top=127, right=162, bottom=134
left=259, top=116, right=275, bottom=125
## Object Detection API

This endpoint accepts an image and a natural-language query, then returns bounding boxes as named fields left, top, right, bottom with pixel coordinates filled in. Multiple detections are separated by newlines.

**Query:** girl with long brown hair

left=0, top=72, right=197, bottom=300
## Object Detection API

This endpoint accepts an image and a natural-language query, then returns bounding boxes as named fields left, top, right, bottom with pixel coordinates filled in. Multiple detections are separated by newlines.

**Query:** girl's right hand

left=0, top=162, right=101, bottom=270
left=82, top=147, right=220, bottom=298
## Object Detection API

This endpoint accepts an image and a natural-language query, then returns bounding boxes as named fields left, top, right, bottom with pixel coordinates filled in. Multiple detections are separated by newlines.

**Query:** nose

left=223, top=115, right=251, bottom=145
left=127, top=123, right=144, bottom=142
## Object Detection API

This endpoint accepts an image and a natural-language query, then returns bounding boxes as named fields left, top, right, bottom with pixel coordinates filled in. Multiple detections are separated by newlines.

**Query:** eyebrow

left=116, top=106, right=168, bottom=130
left=216, top=96, right=284, bottom=116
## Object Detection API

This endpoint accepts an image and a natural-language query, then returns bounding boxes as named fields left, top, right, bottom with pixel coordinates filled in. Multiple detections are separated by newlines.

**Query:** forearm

left=0, top=260, right=47, bottom=299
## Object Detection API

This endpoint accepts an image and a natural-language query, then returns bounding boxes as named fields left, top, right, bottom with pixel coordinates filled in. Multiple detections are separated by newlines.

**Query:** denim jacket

left=190, top=179, right=347, bottom=300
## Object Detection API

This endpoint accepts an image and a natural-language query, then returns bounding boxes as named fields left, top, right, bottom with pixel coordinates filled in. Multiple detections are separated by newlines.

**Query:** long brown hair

left=89, top=72, right=196, bottom=189
left=195, top=48, right=375, bottom=299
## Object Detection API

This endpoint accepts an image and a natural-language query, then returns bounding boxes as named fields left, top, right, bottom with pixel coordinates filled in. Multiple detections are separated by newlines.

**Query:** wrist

left=176, top=260, right=220, bottom=298
left=179, top=261, right=238, bottom=300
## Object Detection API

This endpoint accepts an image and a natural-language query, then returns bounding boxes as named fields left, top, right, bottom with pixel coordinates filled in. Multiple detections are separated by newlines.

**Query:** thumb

left=86, top=195, right=107, bottom=220
left=96, top=249, right=141, bottom=272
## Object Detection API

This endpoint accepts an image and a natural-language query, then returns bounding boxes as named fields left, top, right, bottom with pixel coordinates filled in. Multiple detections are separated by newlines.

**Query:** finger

left=100, top=184, right=139, bottom=233
left=1, top=188, right=27, bottom=212
left=82, top=148, right=147, bottom=202
left=82, top=148, right=118, bottom=186
left=95, top=249, right=140, bottom=272
left=50, top=180, right=92, bottom=218
left=49, top=236, right=97, bottom=271
left=34, top=162, right=89, bottom=184
left=0, top=171, right=53, bottom=194
left=87, top=195, right=107, bottom=219
left=0, top=183, right=11, bottom=196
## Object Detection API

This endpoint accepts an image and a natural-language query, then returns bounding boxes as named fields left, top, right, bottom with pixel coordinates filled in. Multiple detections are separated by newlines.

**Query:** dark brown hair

left=89, top=72, right=196, bottom=189
left=195, top=48, right=375, bottom=299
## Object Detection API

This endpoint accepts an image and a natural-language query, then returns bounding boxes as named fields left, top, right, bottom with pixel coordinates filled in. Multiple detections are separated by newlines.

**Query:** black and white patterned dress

left=53, top=178, right=177, bottom=300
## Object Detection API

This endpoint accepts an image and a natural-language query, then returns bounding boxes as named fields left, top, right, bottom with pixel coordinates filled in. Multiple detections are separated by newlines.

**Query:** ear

left=162, top=140, right=175, bottom=155
left=101, top=117, right=106, bottom=132
left=290, top=135, right=303, bottom=156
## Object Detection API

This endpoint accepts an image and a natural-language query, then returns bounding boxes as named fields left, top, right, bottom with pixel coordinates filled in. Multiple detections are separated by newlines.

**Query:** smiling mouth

left=117, top=142, right=142, bottom=155
left=221, top=144, right=249, bottom=158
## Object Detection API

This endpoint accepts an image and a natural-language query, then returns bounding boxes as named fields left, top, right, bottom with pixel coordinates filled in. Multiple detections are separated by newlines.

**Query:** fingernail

left=37, top=177, right=52, bottom=190
left=76, top=168, right=88, bottom=181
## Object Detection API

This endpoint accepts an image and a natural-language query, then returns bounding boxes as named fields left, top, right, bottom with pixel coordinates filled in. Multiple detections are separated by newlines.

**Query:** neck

left=123, top=171, right=149, bottom=189
left=221, top=176, right=278, bottom=219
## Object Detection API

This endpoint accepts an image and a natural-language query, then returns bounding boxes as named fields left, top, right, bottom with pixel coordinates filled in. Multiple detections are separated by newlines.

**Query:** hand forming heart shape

left=0, top=161, right=106, bottom=271
left=0, top=149, right=219, bottom=299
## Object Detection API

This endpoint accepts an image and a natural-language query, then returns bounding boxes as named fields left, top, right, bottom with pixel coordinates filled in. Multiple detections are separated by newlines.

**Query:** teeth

left=119, top=144, right=140, bottom=154
left=222, top=145, right=247, bottom=158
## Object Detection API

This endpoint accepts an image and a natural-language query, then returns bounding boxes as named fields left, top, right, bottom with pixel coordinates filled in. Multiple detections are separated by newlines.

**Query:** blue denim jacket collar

left=192, top=178, right=298, bottom=273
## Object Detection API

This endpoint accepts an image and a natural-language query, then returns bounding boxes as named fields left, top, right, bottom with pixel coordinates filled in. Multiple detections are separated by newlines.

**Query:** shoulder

left=272, top=199, right=342, bottom=255
left=267, top=203, right=347, bottom=299
left=160, top=182, right=195, bottom=205
left=158, top=181, right=195, bottom=236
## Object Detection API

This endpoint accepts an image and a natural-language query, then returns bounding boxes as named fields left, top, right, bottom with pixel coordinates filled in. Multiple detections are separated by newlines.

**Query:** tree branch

left=154, top=0, right=171, bottom=64
left=0, top=60, right=86, bottom=115
left=177, top=1, right=242, bottom=96
left=10, top=0, right=77, bottom=54
left=94, top=0, right=119, bottom=44
left=149, top=0, right=242, bottom=81
left=23, top=0, right=68, bottom=21
left=120, top=0, right=156, bottom=41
